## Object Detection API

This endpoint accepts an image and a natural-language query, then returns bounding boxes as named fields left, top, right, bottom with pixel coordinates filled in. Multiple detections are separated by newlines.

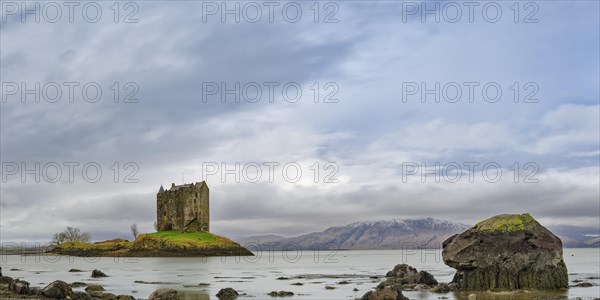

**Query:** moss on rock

left=473, top=213, right=537, bottom=233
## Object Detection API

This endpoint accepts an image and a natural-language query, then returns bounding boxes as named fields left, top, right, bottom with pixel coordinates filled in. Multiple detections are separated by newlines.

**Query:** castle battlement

left=156, top=181, right=209, bottom=232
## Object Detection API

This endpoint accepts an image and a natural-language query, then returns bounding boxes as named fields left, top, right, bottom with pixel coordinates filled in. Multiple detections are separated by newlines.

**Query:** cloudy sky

left=1, top=1, right=598, bottom=243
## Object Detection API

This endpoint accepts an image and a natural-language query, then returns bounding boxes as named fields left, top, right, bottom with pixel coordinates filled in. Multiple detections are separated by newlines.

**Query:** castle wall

left=157, top=182, right=209, bottom=232
left=198, top=185, right=209, bottom=231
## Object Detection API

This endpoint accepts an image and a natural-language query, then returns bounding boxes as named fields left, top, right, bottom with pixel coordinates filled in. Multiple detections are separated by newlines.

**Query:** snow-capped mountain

left=238, top=218, right=471, bottom=250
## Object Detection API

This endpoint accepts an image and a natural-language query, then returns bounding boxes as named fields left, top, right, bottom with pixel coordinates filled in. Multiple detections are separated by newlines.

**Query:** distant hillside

left=238, top=218, right=599, bottom=250
left=238, top=218, right=470, bottom=250
left=550, top=224, right=600, bottom=248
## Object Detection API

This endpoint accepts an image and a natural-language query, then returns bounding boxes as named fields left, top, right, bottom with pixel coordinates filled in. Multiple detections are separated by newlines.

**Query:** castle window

left=194, top=198, right=197, bottom=204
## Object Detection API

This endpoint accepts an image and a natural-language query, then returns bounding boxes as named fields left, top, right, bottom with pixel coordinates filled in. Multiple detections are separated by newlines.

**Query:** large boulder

left=42, top=280, right=74, bottom=299
left=442, top=213, right=568, bottom=290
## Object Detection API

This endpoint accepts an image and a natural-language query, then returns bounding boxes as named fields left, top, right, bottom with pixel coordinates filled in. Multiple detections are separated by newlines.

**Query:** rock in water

left=361, top=285, right=408, bottom=300
left=267, top=290, right=294, bottom=297
left=386, top=264, right=417, bottom=278
left=42, top=280, right=74, bottom=299
left=216, top=287, right=239, bottom=299
left=148, top=288, right=179, bottom=300
left=85, top=284, right=105, bottom=292
left=91, top=269, right=108, bottom=277
left=69, top=268, right=84, bottom=272
left=381, top=264, right=438, bottom=288
left=442, top=213, right=568, bottom=290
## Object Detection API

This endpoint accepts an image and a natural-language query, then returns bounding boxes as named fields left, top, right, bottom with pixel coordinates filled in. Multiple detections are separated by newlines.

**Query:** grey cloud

left=1, top=2, right=598, bottom=243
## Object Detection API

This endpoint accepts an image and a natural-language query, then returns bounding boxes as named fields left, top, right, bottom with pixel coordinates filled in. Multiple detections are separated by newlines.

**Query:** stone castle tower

left=156, top=181, right=209, bottom=232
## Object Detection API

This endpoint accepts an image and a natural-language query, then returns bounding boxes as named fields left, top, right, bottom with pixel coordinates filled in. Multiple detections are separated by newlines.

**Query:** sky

left=1, top=1, right=599, bottom=243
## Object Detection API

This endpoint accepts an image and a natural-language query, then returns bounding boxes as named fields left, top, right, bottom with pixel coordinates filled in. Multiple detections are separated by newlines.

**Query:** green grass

left=132, top=230, right=237, bottom=250
left=55, top=240, right=132, bottom=251
left=474, top=213, right=537, bottom=233
left=147, top=230, right=218, bottom=242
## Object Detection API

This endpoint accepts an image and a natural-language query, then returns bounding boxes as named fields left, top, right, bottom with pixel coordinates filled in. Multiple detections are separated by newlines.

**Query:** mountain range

left=237, top=218, right=599, bottom=250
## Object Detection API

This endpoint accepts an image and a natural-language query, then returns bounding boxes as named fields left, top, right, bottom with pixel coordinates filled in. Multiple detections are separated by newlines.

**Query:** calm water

left=2, top=248, right=599, bottom=300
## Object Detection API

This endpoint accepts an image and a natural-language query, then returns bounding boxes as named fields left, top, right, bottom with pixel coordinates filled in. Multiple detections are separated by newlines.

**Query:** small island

left=51, top=181, right=253, bottom=257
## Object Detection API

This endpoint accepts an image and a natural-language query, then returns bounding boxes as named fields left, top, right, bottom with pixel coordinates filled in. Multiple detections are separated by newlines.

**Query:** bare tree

left=51, top=227, right=91, bottom=245
left=51, top=232, right=65, bottom=245
left=130, top=224, right=139, bottom=239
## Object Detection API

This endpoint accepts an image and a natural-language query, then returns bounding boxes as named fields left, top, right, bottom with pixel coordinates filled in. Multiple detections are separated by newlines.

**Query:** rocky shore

left=0, top=269, right=137, bottom=300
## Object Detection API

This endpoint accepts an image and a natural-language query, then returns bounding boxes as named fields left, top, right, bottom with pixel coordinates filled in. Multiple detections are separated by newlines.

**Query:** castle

left=156, top=181, right=209, bottom=232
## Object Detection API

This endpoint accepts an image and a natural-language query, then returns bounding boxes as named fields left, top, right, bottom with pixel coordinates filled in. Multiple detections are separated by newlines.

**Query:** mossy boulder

left=41, top=280, right=73, bottom=299
left=442, top=213, right=568, bottom=291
